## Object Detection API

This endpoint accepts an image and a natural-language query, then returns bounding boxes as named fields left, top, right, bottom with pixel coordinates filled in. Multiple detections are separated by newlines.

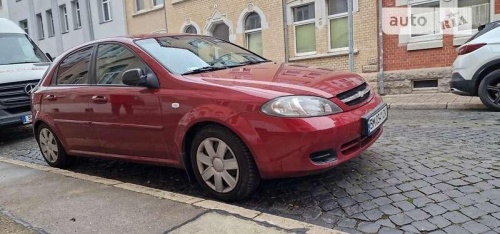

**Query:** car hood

left=0, top=63, right=50, bottom=84
left=183, top=63, right=365, bottom=99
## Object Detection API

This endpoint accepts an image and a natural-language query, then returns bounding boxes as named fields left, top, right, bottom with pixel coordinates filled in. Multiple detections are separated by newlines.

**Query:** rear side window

left=56, top=46, right=93, bottom=85
left=95, top=44, right=146, bottom=85
left=466, top=21, right=500, bottom=43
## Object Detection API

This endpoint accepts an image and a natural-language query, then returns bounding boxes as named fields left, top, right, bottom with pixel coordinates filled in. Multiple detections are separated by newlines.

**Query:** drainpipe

left=282, top=0, right=289, bottom=63
left=163, top=3, right=168, bottom=32
left=85, top=0, right=95, bottom=40
left=378, top=0, right=385, bottom=95
left=347, top=0, right=354, bottom=72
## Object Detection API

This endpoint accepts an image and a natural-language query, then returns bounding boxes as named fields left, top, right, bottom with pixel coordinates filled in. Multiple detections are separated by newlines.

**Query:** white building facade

left=7, top=0, right=127, bottom=57
left=0, top=0, right=9, bottom=18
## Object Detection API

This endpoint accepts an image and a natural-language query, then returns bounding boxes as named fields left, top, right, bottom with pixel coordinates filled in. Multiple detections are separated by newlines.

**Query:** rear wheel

left=190, top=125, right=260, bottom=201
left=478, top=70, right=500, bottom=112
left=36, top=123, right=72, bottom=168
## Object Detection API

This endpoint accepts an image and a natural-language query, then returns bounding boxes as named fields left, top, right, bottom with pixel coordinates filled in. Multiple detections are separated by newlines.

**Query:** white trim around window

left=101, top=0, right=112, bottom=23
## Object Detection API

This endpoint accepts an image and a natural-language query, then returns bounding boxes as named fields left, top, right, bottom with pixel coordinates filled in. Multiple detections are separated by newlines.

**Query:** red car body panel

left=31, top=35, right=386, bottom=179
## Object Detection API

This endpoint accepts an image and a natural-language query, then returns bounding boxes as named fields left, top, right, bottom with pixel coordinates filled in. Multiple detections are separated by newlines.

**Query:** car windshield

left=0, top=33, right=50, bottom=66
left=135, top=36, right=268, bottom=75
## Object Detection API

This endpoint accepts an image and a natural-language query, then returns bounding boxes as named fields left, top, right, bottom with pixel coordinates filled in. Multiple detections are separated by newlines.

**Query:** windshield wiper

left=8, top=61, right=40, bottom=65
left=227, top=60, right=272, bottom=68
left=181, top=66, right=228, bottom=75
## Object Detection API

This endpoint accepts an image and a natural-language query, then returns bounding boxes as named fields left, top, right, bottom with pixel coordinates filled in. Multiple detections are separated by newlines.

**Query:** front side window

left=185, top=25, right=197, bottom=34
left=19, top=20, right=28, bottom=34
left=410, top=1, right=440, bottom=38
left=36, top=14, right=44, bottom=40
left=328, top=0, right=349, bottom=50
left=95, top=44, right=147, bottom=85
left=245, top=12, right=263, bottom=56
left=72, top=0, right=82, bottom=29
left=458, top=0, right=490, bottom=31
left=56, top=47, right=93, bottom=85
left=60, top=5, right=69, bottom=33
left=152, top=0, right=164, bottom=7
left=46, top=10, right=55, bottom=37
left=136, top=36, right=266, bottom=75
left=101, top=0, right=112, bottom=22
left=0, top=33, right=49, bottom=65
left=135, top=0, right=144, bottom=11
left=293, top=3, right=316, bottom=55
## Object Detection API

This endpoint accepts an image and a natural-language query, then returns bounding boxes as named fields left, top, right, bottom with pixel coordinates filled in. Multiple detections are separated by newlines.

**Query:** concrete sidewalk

left=0, top=159, right=342, bottom=234
left=382, top=93, right=487, bottom=110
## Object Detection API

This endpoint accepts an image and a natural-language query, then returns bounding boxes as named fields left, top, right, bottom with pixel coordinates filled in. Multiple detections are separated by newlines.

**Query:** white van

left=0, top=18, right=51, bottom=128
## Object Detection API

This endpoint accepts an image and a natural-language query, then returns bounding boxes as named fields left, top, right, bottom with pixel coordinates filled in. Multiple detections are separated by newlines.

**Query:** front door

left=89, top=43, right=167, bottom=158
left=40, top=46, right=100, bottom=153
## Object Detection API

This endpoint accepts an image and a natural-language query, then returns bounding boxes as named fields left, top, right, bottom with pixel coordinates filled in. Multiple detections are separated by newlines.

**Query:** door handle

left=45, top=94, right=57, bottom=101
left=92, top=95, right=108, bottom=104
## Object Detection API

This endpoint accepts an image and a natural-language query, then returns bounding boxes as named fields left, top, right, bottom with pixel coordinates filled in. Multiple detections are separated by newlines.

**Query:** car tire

left=478, top=70, right=500, bottom=112
left=36, top=123, right=72, bottom=168
left=190, top=125, right=260, bottom=201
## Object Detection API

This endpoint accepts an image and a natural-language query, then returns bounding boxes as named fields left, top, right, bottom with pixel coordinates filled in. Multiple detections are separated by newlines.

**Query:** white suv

left=451, top=20, right=500, bottom=111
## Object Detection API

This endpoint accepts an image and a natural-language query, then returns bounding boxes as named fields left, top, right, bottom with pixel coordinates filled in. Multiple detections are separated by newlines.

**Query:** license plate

left=362, top=104, right=388, bottom=136
left=21, top=115, right=32, bottom=124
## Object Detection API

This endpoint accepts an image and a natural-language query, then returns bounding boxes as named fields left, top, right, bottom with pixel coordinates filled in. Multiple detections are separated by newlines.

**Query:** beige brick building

left=125, top=0, right=167, bottom=35
left=165, top=0, right=380, bottom=84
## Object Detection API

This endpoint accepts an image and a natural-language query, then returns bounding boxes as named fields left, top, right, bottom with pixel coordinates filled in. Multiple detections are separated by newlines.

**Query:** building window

left=101, top=0, right=112, bottom=22
left=60, top=5, right=70, bottom=33
left=293, top=3, right=316, bottom=55
left=46, top=10, right=55, bottom=37
left=152, top=0, right=164, bottom=7
left=245, top=12, right=263, bottom=56
left=458, top=0, right=490, bottom=31
left=328, top=0, right=349, bottom=50
left=135, top=0, right=144, bottom=11
left=185, top=25, right=197, bottom=34
left=72, top=0, right=82, bottom=29
left=410, top=1, right=441, bottom=38
left=19, top=20, right=28, bottom=34
left=36, top=14, right=44, bottom=40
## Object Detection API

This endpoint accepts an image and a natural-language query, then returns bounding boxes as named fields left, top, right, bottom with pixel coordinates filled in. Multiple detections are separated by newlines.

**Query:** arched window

left=185, top=25, right=197, bottom=34
left=244, top=12, right=263, bottom=56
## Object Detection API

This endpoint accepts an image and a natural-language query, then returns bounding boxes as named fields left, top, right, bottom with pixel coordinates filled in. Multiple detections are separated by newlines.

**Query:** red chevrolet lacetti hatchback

left=31, top=35, right=387, bottom=201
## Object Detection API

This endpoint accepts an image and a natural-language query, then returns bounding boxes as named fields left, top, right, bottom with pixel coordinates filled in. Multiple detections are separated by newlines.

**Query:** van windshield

left=0, top=33, right=49, bottom=65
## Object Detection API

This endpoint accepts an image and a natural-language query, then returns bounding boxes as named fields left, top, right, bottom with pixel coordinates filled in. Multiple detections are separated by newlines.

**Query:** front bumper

left=0, top=110, right=31, bottom=128
left=239, top=94, right=385, bottom=179
left=450, top=72, right=475, bottom=96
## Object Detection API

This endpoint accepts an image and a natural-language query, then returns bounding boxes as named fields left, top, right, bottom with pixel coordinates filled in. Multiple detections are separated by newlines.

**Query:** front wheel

left=190, top=125, right=260, bottom=201
left=478, top=70, right=500, bottom=111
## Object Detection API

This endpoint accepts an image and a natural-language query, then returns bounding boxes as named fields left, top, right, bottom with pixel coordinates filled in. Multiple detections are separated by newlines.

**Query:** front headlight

left=261, top=96, right=343, bottom=117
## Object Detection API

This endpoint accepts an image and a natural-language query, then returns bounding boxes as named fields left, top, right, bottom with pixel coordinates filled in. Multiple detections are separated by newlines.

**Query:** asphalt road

left=1, top=110, right=499, bottom=234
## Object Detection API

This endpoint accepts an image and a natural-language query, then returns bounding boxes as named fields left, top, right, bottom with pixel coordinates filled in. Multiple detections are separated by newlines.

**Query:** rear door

left=40, top=46, right=100, bottom=153
left=89, top=43, right=167, bottom=158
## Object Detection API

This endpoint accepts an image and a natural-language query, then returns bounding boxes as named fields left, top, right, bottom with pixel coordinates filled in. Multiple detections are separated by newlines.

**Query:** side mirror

left=45, top=53, right=53, bottom=61
left=122, top=68, right=159, bottom=88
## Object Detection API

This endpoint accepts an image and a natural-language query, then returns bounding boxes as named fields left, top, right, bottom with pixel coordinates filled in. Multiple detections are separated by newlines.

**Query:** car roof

left=0, top=18, right=27, bottom=34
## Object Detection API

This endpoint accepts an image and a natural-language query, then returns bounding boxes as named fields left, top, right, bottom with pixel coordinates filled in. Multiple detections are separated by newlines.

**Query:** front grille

left=337, top=83, right=371, bottom=106
left=340, top=129, right=381, bottom=155
left=0, top=80, right=38, bottom=107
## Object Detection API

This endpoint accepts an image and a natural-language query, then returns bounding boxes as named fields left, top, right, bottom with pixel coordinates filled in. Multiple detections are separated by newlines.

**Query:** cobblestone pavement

left=1, top=110, right=500, bottom=234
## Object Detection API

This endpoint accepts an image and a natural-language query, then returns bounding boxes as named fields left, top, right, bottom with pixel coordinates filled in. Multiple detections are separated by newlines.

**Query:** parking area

left=1, top=109, right=499, bottom=234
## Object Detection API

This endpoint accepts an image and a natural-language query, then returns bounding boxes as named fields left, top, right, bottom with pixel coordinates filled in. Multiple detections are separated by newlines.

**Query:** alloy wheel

left=486, top=83, right=500, bottom=105
left=196, top=137, right=239, bottom=193
left=39, top=128, right=58, bottom=163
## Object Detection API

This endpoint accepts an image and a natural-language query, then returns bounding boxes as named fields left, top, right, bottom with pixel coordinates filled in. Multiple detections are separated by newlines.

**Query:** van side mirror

left=122, top=68, right=159, bottom=88
left=45, top=53, right=53, bottom=61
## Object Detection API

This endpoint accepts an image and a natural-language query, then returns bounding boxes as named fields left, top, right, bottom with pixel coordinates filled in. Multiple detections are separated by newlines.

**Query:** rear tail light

left=458, top=43, right=487, bottom=55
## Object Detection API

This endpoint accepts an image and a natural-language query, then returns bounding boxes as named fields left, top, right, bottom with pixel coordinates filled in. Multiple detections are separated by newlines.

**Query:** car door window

left=56, top=46, right=93, bottom=85
left=95, top=44, right=147, bottom=86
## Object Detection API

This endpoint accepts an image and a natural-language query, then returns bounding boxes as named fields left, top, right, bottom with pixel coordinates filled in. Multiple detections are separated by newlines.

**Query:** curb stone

left=0, top=156, right=345, bottom=234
